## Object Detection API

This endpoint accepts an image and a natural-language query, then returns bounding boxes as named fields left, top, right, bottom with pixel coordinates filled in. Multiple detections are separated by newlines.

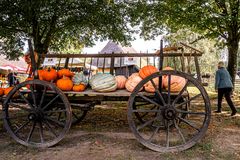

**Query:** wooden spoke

left=177, top=116, right=200, bottom=132
left=72, top=112, right=80, bottom=119
left=175, top=109, right=206, bottom=115
left=135, top=102, right=152, bottom=107
left=17, top=91, right=34, bottom=109
left=7, top=114, right=29, bottom=120
left=132, top=109, right=159, bottom=113
left=26, top=121, right=36, bottom=142
left=42, top=95, right=60, bottom=111
left=175, top=94, right=202, bottom=108
left=38, top=121, right=44, bottom=143
left=150, top=79, right=166, bottom=106
left=8, top=102, right=32, bottom=112
left=147, top=126, right=160, bottom=142
left=137, top=93, right=162, bottom=108
left=44, top=109, right=67, bottom=114
left=29, top=85, right=37, bottom=108
left=44, top=116, right=64, bottom=127
left=57, top=112, right=63, bottom=121
left=14, top=120, right=30, bottom=134
left=166, top=120, right=170, bottom=148
left=172, top=80, right=189, bottom=105
left=39, top=85, right=47, bottom=108
left=167, top=75, right=171, bottom=105
left=133, top=105, right=159, bottom=120
left=173, top=119, right=186, bottom=144
left=137, top=117, right=158, bottom=131
left=43, top=120, right=58, bottom=138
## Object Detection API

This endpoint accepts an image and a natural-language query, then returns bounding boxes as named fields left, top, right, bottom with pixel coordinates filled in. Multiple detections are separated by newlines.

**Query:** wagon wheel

left=2, top=80, right=72, bottom=148
left=133, top=94, right=189, bottom=124
left=51, top=102, right=88, bottom=125
left=71, top=107, right=88, bottom=125
left=128, top=70, right=211, bottom=152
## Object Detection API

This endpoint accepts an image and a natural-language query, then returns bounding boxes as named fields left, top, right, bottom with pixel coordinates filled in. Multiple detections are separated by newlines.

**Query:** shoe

left=231, top=110, right=237, bottom=116
left=214, top=110, right=221, bottom=113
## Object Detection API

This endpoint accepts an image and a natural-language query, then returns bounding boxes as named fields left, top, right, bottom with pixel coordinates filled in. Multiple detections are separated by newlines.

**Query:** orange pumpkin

left=163, top=66, right=174, bottom=71
left=57, top=69, right=74, bottom=78
left=0, top=88, right=4, bottom=96
left=56, top=76, right=73, bottom=91
left=162, top=75, right=186, bottom=92
left=38, top=70, right=44, bottom=80
left=125, top=73, right=143, bottom=92
left=115, top=75, right=127, bottom=89
left=139, top=65, right=158, bottom=79
left=4, top=87, right=14, bottom=95
left=42, top=68, right=57, bottom=82
left=144, top=78, right=161, bottom=93
left=72, top=84, right=86, bottom=92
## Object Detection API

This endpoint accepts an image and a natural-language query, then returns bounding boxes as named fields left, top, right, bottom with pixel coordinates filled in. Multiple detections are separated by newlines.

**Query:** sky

left=83, top=35, right=163, bottom=54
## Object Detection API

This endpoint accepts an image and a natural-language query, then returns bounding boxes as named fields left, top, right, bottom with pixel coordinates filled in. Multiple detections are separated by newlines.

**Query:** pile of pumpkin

left=0, top=65, right=186, bottom=96
left=27, top=68, right=88, bottom=92
left=89, top=65, right=186, bottom=93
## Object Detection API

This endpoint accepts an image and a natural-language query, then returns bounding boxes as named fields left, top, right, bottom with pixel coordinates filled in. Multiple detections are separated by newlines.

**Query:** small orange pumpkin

left=57, top=69, right=74, bottom=78
left=125, top=73, right=143, bottom=92
left=72, top=84, right=86, bottom=92
left=4, top=87, right=14, bottom=95
left=115, top=75, right=127, bottom=89
left=0, top=88, right=4, bottom=96
left=56, top=76, right=73, bottom=91
left=42, top=68, right=57, bottom=82
left=139, top=65, right=158, bottom=79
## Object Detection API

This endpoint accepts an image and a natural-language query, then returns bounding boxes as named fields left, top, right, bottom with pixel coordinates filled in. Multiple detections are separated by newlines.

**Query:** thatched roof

left=92, top=41, right=138, bottom=68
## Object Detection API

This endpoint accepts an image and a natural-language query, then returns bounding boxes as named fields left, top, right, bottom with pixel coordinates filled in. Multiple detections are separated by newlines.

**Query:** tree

left=0, top=0, right=133, bottom=59
left=129, top=0, right=240, bottom=86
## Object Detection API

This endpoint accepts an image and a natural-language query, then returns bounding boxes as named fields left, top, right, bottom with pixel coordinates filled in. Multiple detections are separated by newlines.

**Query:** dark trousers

left=217, top=88, right=237, bottom=112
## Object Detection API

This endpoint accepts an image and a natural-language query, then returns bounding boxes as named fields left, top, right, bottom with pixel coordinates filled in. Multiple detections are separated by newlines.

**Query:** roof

left=0, top=54, right=28, bottom=72
left=100, top=41, right=137, bottom=53
left=92, top=41, right=138, bottom=68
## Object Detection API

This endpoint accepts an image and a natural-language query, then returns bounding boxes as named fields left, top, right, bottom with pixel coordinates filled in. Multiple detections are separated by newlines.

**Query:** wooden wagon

left=1, top=40, right=211, bottom=152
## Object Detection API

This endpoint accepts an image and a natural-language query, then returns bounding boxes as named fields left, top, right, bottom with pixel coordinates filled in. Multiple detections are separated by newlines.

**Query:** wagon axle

left=163, top=107, right=176, bottom=120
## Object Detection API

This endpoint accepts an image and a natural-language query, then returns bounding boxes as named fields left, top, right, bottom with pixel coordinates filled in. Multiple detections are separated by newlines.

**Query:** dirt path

left=0, top=102, right=240, bottom=160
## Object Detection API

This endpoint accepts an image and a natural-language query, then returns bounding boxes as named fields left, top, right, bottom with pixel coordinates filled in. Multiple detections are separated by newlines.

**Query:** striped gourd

left=89, top=73, right=117, bottom=92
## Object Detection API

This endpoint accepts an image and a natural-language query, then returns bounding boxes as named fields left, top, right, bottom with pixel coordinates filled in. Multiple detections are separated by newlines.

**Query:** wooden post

left=194, top=55, right=202, bottom=82
left=159, top=40, right=163, bottom=93
left=28, top=39, right=37, bottom=78
left=110, top=52, right=115, bottom=75
left=64, top=57, right=69, bottom=69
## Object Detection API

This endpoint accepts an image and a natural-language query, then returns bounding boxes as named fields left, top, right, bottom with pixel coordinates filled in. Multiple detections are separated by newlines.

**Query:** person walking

left=215, top=61, right=237, bottom=116
left=7, top=70, right=14, bottom=87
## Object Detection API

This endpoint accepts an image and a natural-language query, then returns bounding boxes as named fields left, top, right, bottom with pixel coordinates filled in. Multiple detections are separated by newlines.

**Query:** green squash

left=72, top=72, right=88, bottom=85
left=89, top=73, right=117, bottom=92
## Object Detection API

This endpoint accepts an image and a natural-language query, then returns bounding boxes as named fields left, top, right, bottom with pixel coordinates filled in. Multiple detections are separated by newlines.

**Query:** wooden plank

left=42, top=52, right=203, bottom=58
left=20, top=89, right=189, bottom=97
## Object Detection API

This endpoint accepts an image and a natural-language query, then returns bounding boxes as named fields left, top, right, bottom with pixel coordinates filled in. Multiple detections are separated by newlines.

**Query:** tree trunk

left=227, top=38, right=239, bottom=88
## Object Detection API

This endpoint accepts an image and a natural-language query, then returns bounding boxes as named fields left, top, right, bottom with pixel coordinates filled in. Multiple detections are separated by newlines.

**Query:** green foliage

left=0, top=0, right=134, bottom=59
left=129, top=0, right=240, bottom=85
left=164, top=29, right=221, bottom=74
